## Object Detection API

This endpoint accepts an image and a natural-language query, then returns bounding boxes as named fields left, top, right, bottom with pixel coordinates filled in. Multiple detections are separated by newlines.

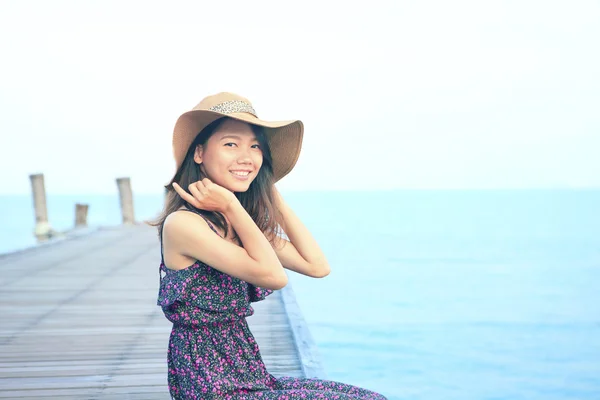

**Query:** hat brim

left=171, top=110, right=304, bottom=184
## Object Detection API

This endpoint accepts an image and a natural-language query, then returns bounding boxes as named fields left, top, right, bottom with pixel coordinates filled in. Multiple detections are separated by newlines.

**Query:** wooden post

left=116, top=177, right=135, bottom=224
left=75, top=203, right=89, bottom=227
left=29, top=173, right=53, bottom=241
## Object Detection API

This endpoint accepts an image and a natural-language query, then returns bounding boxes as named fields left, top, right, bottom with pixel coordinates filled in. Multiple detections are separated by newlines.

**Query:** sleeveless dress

left=157, top=210, right=387, bottom=399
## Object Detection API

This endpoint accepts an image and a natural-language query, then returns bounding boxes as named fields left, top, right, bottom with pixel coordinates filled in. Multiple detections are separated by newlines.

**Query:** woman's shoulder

left=165, top=207, right=204, bottom=227
left=164, top=208, right=221, bottom=238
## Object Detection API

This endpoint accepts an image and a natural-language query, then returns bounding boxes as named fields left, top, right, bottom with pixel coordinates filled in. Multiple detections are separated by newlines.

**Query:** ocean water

left=2, top=190, right=599, bottom=399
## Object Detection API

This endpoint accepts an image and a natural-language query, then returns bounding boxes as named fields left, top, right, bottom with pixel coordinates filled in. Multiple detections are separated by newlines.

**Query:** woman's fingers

left=174, top=178, right=233, bottom=212
left=172, top=182, right=190, bottom=200
left=188, top=182, right=205, bottom=202
left=173, top=182, right=200, bottom=208
left=195, top=181, right=208, bottom=196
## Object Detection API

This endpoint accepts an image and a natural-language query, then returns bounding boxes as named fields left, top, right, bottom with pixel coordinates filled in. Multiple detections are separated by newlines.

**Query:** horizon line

left=1, top=187, right=600, bottom=196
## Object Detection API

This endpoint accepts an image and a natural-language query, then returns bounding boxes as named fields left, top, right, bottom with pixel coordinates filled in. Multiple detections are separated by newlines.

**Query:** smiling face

left=194, top=118, right=264, bottom=193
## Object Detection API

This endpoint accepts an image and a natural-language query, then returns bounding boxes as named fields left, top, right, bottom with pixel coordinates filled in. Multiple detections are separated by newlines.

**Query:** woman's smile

left=230, top=169, right=252, bottom=180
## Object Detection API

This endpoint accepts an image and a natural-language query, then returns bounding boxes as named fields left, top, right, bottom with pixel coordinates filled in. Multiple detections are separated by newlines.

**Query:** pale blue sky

left=0, top=0, right=598, bottom=194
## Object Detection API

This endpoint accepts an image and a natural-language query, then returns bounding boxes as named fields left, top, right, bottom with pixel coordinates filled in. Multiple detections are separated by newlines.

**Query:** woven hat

left=171, top=92, right=304, bottom=183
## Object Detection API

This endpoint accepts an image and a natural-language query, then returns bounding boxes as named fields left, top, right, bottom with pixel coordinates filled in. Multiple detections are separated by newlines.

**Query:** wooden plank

left=0, top=224, right=306, bottom=398
left=280, top=283, right=328, bottom=378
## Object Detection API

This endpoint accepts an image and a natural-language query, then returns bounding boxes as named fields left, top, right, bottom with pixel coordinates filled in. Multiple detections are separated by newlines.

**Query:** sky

left=0, top=0, right=599, bottom=194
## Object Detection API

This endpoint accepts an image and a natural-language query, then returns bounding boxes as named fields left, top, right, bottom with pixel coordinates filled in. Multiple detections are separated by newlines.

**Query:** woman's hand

left=268, top=185, right=331, bottom=278
left=173, top=179, right=236, bottom=213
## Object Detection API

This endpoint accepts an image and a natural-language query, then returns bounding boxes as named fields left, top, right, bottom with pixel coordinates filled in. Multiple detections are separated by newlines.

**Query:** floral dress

left=157, top=211, right=387, bottom=399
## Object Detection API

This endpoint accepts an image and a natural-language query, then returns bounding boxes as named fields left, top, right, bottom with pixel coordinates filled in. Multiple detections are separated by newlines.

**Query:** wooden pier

left=0, top=224, right=325, bottom=399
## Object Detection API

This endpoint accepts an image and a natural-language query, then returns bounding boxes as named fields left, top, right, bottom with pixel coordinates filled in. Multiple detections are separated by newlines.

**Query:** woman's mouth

left=230, top=170, right=251, bottom=181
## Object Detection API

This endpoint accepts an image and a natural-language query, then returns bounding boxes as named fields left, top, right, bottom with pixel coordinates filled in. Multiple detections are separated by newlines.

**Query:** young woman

left=151, top=92, right=387, bottom=399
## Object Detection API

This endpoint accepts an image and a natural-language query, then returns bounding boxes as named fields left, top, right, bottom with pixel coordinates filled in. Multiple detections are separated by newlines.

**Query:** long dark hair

left=147, top=117, right=283, bottom=246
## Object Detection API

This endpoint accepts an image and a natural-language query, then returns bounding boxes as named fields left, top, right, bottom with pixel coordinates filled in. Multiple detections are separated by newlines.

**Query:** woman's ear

left=193, top=145, right=203, bottom=164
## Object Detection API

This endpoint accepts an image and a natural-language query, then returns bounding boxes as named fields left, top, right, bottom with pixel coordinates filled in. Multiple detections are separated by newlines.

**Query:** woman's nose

left=237, top=148, right=253, bottom=164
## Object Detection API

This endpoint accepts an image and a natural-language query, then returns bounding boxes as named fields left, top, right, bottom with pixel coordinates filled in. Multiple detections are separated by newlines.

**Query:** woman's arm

left=272, top=187, right=331, bottom=278
left=168, top=180, right=288, bottom=290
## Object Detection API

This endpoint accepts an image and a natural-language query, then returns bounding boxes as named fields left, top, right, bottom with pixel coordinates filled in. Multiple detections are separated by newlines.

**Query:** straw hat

left=171, top=92, right=304, bottom=183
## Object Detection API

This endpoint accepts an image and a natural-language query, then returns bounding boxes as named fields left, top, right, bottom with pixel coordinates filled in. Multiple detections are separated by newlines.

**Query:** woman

left=151, top=92, right=387, bottom=399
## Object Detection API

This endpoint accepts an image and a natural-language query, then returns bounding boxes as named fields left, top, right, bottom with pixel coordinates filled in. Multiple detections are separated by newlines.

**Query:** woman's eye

left=223, top=142, right=260, bottom=149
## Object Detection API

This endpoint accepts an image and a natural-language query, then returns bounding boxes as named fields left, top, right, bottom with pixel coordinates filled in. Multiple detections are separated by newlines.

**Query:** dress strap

left=177, top=206, right=223, bottom=238
left=159, top=223, right=166, bottom=284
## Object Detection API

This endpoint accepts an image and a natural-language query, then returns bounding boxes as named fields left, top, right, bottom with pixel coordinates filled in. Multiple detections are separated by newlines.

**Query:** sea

left=1, top=189, right=599, bottom=400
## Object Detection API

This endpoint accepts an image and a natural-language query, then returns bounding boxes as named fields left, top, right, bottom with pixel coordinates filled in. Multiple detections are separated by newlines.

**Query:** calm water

left=2, top=190, right=599, bottom=399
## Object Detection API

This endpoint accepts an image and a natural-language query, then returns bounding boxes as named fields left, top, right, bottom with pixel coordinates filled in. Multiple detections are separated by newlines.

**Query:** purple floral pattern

left=157, top=213, right=387, bottom=399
